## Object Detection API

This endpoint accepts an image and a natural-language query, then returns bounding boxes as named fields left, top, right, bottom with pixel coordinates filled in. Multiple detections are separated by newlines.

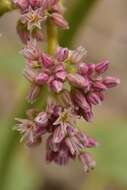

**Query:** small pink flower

left=15, top=116, right=42, bottom=146
left=17, top=21, right=43, bottom=44
left=20, top=7, right=46, bottom=31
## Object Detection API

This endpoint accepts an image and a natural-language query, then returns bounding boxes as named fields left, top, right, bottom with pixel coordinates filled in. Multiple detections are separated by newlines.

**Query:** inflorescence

left=13, top=0, right=120, bottom=172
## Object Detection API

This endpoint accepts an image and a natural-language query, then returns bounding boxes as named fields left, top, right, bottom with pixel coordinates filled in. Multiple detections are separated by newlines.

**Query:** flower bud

left=27, top=84, right=40, bottom=103
left=55, top=71, right=66, bottom=81
left=87, top=64, right=95, bottom=75
left=65, top=137, right=77, bottom=155
left=82, top=109, right=93, bottom=122
left=71, top=46, right=87, bottom=64
left=103, top=77, right=120, bottom=88
left=34, top=112, right=48, bottom=127
left=86, top=136, right=98, bottom=148
left=67, top=73, right=89, bottom=89
left=78, top=63, right=89, bottom=75
left=42, top=53, right=53, bottom=67
left=95, top=60, right=110, bottom=74
left=35, top=73, right=49, bottom=85
left=23, top=66, right=36, bottom=82
left=79, top=152, right=96, bottom=172
left=93, top=81, right=107, bottom=91
left=50, top=80, right=63, bottom=93
left=72, top=90, right=91, bottom=113
left=56, top=47, right=69, bottom=62
left=21, top=40, right=41, bottom=62
left=53, top=125, right=66, bottom=143
left=51, top=12, right=69, bottom=30
left=87, top=92, right=102, bottom=105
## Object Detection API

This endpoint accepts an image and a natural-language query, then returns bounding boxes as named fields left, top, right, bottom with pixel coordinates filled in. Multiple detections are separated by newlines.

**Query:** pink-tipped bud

left=65, top=137, right=77, bottom=155
left=55, top=71, right=66, bottom=81
left=103, top=76, right=120, bottom=88
left=67, top=73, right=89, bottom=89
left=53, top=125, right=66, bottom=143
left=23, top=66, right=36, bottom=82
left=42, top=53, right=53, bottom=67
left=95, top=60, right=110, bottom=74
left=87, top=64, right=95, bottom=75
left=36, top=73, right=49, bottom=85
left=56, top=47, right=69, bottom=62
left=34, top=112, right=48, bottom=127
left=71, top=46, right=87, bottom=64
left=51, top=12, right=69, bottom=30
left=72, top=90, right=91, bottom=113
left=82, top=110, right=93, bottom=122
left=78, top=63, right=89, bottom=75
left=86, top=136, right=98, bottom=148
left=87, top=92, right=102, bottom=105
left=79, top=152, right=96, bottom=172
left=93, top=81, right=107, bottom=91
left=50, top=80, right=63, bottom=93
left=27, top=84, right=40, bottom=103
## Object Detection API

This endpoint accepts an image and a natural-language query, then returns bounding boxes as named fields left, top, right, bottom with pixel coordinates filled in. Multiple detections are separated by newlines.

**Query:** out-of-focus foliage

left=60, top=0, right=98, bottom=47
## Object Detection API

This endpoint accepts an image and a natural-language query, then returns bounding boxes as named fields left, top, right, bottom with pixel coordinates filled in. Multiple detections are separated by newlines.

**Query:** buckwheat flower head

left=13, top=0, right=120, bottom=173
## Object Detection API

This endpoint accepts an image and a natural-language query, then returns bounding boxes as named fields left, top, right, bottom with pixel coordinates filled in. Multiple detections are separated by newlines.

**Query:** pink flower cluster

left=13, top=0, right=120, bottom=172
left=12, top=0, right=68, bottom=43
left=16, top=101, right=97, bottom=172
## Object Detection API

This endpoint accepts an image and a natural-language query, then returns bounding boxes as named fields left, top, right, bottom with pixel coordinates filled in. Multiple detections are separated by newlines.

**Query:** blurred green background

left=0, top=0, right=127, bottom=190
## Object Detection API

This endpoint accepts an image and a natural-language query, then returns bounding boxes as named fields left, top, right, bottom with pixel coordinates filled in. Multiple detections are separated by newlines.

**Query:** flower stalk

left=47, top=18, right=58, bottom=55
left=2, top=0, right=120, bottom=173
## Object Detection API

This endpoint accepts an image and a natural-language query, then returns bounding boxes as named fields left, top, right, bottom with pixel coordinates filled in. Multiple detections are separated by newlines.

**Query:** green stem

left=47, top=19, right=58, bottom=55
left=0, top=0, right=15, bottom=16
